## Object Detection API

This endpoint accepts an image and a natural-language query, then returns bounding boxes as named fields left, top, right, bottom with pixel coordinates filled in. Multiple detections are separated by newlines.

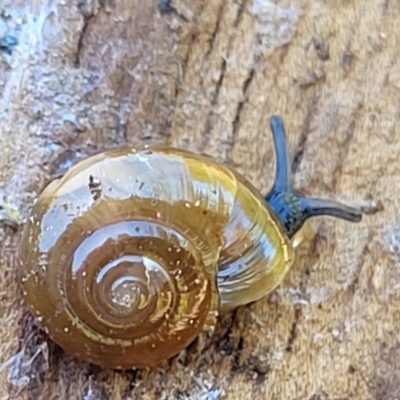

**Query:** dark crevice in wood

left=286, top=306, right=301, bottom=352
left=0, top=217, right=20, bottom=233
left=292, top=95, right=320, bottom=174
left=83, top=363, right=102, bottom=380
left=204, top=0, right=226, bottom=59
left=217, top=309, right=239, bottom=357
left=10, top=310, right=49, bottom=400
left=200, top=57, right=227, bottom=150
left=246, top=351, right=270, bottom=385
left=233, top=0, right=249, bottom=28
left=81, top=368, right=109, bottom=400
left=172, top=0, right=207, bottom=100
left=173, top=31, right=197, bottom=101
left=172, top=0, right=207, bottom=101
left=278, top=43, right=291, bottom=64
left=231, top=336, right=244, bottom=371
left=347, top=230, right=373, bottom=296
left=74, top=13, right=95, bottom=68
left=231, top=67, right=255, bottom=139
left=122, top=369, right=140, bottom=399
left=284, top=221, right=331, bottom=353
left=284, top=225, right=322, bottom=352
left=331, top=103, right=363, bottom=191
left=299, top=226, right=326, bottom=283
left=200, top=0, right=248, bottom=150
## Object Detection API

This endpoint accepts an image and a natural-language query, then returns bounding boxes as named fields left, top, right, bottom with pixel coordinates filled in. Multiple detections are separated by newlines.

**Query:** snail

left=18, top=116, right=362, bottom=369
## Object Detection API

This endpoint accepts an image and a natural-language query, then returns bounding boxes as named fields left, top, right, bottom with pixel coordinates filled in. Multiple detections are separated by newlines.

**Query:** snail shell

left=18, top=116, right=362, bottom=369
left=19, top=147, right=289, bottom=368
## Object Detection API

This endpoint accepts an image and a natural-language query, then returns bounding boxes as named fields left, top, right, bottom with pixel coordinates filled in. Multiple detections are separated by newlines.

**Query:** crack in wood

left=84, top=363, right=102, bottom=380
left=200, top=58, right=227, bottom=150
left=171, top=0, right=207, bottom=100
left=74, top=9, right=97, bottom=68
left=122, top=369, right=140, bottom=399
left=285, top=224, right=325, bottom=353
left=11, top=310, right=49, bottom=400
left=286, top=306, right=301, bottom=352
left=231, top=67, right=255, bottom=140
left=234, top=0, right=249, bottom=28
left=217, top=309, right=239, bottom=357
left=204, top=0, right=227, bottom=59
left=200, top=0, right=249, bottom=150
left=173, top=31, right=198, bottom=101
left=347, top=230, right=373, bottom=296
left=218, top=307, right=271, bottom=383
left=292, top=95, right=320, bottom=174
left=172, top=0, right=207, bottom=101
left=331, top=103, right=363, bottom=191
left=231, top=336, right=244, bottom=372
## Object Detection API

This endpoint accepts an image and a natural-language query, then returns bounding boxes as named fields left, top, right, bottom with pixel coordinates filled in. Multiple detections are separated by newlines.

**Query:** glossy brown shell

left=19, top=146, right=293, bottom=369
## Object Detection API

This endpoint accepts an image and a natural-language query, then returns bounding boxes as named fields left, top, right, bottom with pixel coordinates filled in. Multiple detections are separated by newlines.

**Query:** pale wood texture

left=0, top=0, right=397, bottom=399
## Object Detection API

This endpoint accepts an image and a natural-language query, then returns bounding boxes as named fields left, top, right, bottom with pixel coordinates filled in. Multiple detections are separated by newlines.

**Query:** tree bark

left=0, top=0, right=397, bottom=399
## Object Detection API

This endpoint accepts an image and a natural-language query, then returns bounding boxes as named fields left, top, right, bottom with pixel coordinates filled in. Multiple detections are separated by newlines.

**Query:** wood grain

left=0, top=0, right=397, bottom=399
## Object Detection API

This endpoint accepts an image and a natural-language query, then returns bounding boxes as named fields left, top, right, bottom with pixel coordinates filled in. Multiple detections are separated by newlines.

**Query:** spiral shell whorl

left=64, top=220, right=210, bottom=340
left=19, top=149, right=229, bottom=368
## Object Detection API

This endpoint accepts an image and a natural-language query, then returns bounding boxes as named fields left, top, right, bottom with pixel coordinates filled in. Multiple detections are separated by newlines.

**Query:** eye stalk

left=265, top=116, right=363, bottom=238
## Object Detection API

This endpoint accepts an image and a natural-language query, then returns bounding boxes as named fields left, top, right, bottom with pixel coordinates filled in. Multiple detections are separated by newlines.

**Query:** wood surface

left=0, top=0, right=397, bottom=399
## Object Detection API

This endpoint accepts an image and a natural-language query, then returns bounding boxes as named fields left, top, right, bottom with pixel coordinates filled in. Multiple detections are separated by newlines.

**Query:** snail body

left=18, top=116, right=362, bottom=369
